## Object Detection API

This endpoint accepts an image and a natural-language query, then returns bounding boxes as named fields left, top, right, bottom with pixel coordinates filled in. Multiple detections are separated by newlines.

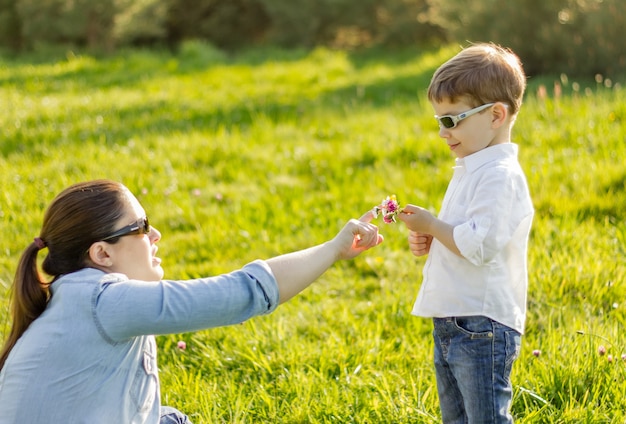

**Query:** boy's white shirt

left=412, top=143, right=534, bottom=334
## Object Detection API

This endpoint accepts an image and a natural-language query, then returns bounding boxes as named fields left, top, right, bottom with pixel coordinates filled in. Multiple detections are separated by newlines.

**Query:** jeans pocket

left=503, top=330, right=521, bottom=383
left=453, top=316, right=494, bottom=339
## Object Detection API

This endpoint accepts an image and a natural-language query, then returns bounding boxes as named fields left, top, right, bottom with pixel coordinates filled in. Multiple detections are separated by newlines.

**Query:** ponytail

left=0, top=179, right=128, bottom=371
left=0, top=242, right=50, bottom=370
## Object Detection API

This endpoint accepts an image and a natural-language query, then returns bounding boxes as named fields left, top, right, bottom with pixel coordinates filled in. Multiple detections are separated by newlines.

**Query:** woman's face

left=103, top=190, right=164, bottom=281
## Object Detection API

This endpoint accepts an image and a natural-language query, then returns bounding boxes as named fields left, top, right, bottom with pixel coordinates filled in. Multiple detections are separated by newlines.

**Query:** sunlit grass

left=1, top=42, right=625, bottom=422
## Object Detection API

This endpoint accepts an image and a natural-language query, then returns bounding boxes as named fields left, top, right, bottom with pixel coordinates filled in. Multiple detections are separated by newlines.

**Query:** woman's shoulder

left=50, top=269, right=129, bottom=301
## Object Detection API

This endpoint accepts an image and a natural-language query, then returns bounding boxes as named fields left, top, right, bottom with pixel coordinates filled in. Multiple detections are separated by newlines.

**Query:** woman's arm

left=266, top=211, right=383, bottom=303
left=95, top=212, right=383, bottom=340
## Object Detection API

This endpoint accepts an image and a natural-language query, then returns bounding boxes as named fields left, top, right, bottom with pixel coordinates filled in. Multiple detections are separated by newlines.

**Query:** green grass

left=1, top=41, right=626, bottom=422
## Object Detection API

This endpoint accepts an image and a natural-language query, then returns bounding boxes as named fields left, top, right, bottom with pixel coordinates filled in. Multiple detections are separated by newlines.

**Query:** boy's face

left=431, top=99, right=506, bottom=159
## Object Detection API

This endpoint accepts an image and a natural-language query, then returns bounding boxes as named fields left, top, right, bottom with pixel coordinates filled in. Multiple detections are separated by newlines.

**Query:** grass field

left=1, top=42, right=625, bottom=422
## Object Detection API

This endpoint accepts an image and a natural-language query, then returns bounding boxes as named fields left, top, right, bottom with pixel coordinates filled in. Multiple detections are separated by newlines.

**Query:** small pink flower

left=621, top=354, right=626, bottom=362
left=383, top=214, right=395, bottom=224
left=607, top=354, right=613, bottom=363
left=532, top=349, right=541, bottom=357
left=598, top=345, right=606, bottom=356
left=373, top=195, right=400, bottom=224
left=177, top=341, right=187, bottom=350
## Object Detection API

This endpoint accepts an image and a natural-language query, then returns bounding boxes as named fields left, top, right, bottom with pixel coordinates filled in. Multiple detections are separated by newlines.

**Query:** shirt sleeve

left=453, top=167, right=532, bottom=266
left=92, top=260, right=279, bottom=343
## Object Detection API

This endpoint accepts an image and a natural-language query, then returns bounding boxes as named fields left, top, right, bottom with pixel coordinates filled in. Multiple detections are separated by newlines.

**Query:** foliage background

left=1, top=0, right=626, bottom=76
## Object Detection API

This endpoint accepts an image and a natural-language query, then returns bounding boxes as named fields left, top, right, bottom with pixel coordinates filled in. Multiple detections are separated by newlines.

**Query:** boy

left=397, top=43, right=533, bottom=423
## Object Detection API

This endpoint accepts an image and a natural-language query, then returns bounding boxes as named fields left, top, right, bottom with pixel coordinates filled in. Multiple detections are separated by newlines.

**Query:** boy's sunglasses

left=101, top=216, right=151, bottom=241
left=435, top=103, right=494, bottom=129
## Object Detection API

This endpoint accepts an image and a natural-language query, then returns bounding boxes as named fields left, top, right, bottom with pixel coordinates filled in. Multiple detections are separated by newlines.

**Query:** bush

left=0, top=0, right=441, bottom=53
left=113, top=0, right=168, bottom=46
left=165, top=0, right=271, bottom=50
left=15, top=0, right=116, bottom=50
left=0, top=0, right=22, bottom=50
left=426, top=0, right=626, bottom=77
left=3, top=0, right=625, bottom=77
left=259, top=0, right=441, bottom=49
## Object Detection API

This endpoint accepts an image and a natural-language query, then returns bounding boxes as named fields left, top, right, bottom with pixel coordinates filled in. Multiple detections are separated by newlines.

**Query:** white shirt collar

left=455, top=143, right=518, bottom=173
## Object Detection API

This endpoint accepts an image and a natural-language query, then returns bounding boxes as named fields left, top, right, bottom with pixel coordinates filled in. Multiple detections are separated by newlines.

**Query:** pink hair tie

left=34, top=237, right=47, bottom=250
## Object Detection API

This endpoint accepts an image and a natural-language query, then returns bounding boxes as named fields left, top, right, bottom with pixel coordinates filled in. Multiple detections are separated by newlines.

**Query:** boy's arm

left=428, top=216, right=461, bottom=256
left=399, top=205, right=462, bottom=257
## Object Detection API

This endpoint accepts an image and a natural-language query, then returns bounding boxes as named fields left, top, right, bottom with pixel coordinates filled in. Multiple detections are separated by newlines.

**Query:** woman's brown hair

left=0, top=180, right=130, bottom=370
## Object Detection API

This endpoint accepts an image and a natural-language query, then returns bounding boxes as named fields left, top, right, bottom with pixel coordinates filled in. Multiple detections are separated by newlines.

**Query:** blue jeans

left=160, top=406, right=193, bottom=424
left=433, top=316, right=521, bottom=424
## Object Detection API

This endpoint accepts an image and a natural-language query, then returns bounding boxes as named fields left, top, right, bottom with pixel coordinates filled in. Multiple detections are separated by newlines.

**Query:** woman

left=0, top=180, right=382, bottom=423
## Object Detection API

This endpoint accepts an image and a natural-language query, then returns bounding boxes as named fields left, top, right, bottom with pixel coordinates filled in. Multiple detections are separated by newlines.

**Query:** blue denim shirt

left=0, top=260, right=278, bottom=423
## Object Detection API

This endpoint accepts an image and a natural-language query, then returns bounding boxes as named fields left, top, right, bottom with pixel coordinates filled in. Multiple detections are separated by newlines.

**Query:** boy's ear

left=87, top=242, right=114, bottom=267
left=491, top=102, right=509, bottom=128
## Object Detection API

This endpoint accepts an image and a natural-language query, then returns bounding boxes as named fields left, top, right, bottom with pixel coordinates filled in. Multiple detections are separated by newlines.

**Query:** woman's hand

left=333, top=210, right=384, bottom=260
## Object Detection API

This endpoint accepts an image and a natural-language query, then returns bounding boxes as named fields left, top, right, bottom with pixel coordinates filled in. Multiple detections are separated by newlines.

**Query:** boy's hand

left=397, top=204, right=435, bottom=233
left=408, top=231, right=433, bottom=257
left=399, top=204, right=461, bottom=257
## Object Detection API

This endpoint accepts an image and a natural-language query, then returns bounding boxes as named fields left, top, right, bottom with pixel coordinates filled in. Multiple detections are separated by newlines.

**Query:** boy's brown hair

left=427, top=43, right=527, bottom=115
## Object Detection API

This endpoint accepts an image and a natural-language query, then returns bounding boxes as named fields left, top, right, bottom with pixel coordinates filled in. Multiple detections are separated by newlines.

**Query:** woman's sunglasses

left=435, top=103, right=494, bottom=129
left=101, top=216, right=151, bottom=241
